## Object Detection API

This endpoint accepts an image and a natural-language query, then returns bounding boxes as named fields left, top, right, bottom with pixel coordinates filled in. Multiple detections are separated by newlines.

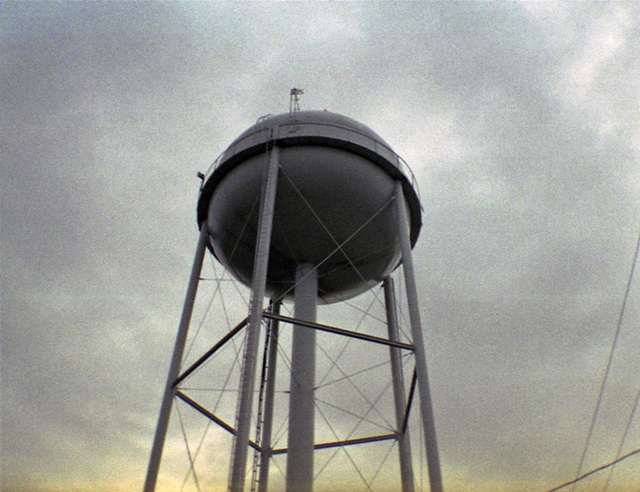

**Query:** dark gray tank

left=197, top=110, right=421, bottom=303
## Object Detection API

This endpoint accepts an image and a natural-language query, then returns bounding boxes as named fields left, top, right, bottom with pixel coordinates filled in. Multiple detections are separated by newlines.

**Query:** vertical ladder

left=250, top=307, right=274, bottom=491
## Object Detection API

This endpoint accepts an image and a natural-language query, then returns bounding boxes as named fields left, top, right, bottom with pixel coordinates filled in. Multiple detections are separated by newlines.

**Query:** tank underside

left=206, top=146, right=403, bottom=303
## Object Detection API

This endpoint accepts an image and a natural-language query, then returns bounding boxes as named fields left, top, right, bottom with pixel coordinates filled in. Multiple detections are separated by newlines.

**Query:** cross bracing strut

left=175, top=391, right=262, bottom=453
left=262, top=312, right=415, bottom=351
left=175, top=393, right=402, bottom=457
left=173, top=305, right=411, bottom=391
left=271, top=433, right=399, bottom=455
left=173, top=317, right=249, bottom=387
left=402, top=369, right=418, bottom=435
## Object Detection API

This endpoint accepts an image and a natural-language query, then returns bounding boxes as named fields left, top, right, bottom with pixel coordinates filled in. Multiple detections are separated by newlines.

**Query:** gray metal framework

left=146, top=117, right=443, bottom=491
left=144, top=238, right=443, bottom=491
left=146, top=301, right=424, bottom=488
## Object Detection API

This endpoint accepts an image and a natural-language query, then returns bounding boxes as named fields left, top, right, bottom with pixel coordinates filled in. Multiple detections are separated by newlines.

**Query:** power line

left=548, top=447, right=640, bottom=491
left=603, top=387, right=640, bottom=490
left=572, top=228, right=640, bottom=486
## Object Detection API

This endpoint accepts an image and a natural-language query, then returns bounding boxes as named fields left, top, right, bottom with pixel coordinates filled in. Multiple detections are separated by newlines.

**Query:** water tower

left=144, top=102, right=443, bottom=491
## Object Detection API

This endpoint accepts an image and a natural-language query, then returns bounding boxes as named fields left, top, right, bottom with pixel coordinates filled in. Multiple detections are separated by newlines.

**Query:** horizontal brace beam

left=271, top=433, right=398, bottom=455
left=262, top=312, right=414, bottom=351
left=173, top=317, right=249, bottom=387
left=175, top=391, right=262, bottom=453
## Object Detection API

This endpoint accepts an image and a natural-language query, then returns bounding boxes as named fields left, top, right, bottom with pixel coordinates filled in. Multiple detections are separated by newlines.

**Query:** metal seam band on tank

left=201, top=124, right=421, bottom=197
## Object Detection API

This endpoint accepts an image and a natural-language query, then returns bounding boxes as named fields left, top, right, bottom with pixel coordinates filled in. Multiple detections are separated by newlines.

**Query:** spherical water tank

left=197, top=110, right=421, bottom=303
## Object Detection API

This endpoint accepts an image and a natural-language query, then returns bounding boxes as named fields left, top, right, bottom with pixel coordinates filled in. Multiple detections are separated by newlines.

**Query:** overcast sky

left=2, top=2, right=640, bottom=491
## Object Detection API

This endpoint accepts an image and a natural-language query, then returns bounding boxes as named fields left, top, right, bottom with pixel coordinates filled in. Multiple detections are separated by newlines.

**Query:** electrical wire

left=602, top=386, right=640, bottom=490
left=572, top=228, right=640, bottom=487
left=548, top=447, right=640, bottom=491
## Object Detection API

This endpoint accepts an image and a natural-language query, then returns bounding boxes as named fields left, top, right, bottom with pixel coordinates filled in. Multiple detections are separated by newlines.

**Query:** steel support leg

left=286, top=264, right=318, bottom=492
left=229, top=145, right=280, bottom=492
left=144, top=222, right=210, bottom=492
left=383, top=277, right=415, bottom=492
left=394, top=181, right=443, bottom=492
